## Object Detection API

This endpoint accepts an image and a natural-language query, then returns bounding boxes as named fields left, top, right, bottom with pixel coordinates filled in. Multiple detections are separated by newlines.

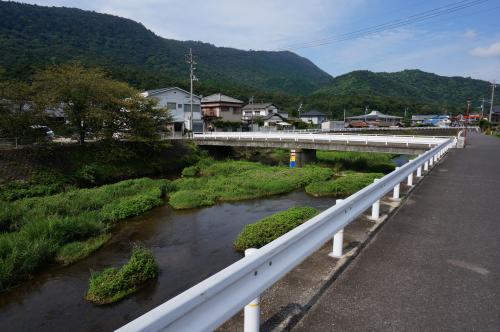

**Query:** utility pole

left=343, top=108, right=346, bottom=122
left=465, top=99, right=471, bottom=145
left=364, top=105, right=369, bottom=122
left=297, top=102, right=303, bottom=118
left=489, top=80, right=496, bottom=123
left=185, top=48, right=197, bottom=134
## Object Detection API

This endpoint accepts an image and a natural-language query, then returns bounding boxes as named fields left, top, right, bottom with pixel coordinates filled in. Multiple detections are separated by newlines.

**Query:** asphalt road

left=294, top=133, right=500, bottom=332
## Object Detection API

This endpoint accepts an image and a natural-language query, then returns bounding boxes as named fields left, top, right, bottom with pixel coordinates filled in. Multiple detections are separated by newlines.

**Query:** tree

left=0, top=75, right=43, bottom=140
left=33, top=63, right=170, bottom=143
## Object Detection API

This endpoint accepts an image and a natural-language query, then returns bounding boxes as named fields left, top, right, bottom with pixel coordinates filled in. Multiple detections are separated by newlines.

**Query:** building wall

left=148, top=89, right=201, bottom=130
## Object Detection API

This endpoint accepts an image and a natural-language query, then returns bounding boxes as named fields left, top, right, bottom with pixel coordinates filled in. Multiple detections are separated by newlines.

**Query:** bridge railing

left=118, top=137, right=456, bottom=332
left=194, top=132, right=449, bottom=147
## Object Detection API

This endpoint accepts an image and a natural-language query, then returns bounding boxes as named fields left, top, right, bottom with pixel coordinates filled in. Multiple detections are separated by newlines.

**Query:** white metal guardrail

left=118, top=136, right=456, bottom=332
left=193, top=132, right=450, bottom=148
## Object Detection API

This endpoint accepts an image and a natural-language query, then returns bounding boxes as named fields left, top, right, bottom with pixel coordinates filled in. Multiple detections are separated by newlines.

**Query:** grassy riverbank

left=85, top=245, right=158, bottom=305
left=234, top=207, right=318, bottom=251
left=169, top=160, right=333, bottom=209
left=305, top=172, right=384, bottom=197
left=0, top=178, right=170, bottom=291
left=316, top=151, right=395, bottom=173
left=0, top=140, right=199, bottom=201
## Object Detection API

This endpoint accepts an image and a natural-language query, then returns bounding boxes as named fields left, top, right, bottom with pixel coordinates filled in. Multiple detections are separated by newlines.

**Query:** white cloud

left=471, top=42, right=500, bottom=57
left=464, top=29, right=476, bottom=39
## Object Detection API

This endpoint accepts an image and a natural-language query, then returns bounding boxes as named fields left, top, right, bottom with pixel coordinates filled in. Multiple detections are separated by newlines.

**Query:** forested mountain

left=315, top=70, right=497, bottom=108
left=0, top=1, right=332, bottom=95
left=0, top=2, right=497, bottom=116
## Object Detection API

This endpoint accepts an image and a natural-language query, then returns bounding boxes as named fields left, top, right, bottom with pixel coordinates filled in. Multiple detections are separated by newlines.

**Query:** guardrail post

left=429, top=157, right=434, bottom=167
left=407, top=171, right=413, bottom=186
left=370, top=179, right=380, bottom=220
left=330, top=199, right=344, bottom=258
left=417, top=165, right=422, bottom=177
left=244, top=248, right=260, bottom=332
left=392, top=168, right=400, bottom=200
left=424, top=160, right=429, bottom=171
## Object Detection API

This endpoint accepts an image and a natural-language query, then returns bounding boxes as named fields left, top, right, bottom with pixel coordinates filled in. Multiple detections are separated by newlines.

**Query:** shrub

left=85, top=245, right=158, bottom=305
left=306, top=172, right=384, bottom=197
left=234, top=207, right=318, bottom=252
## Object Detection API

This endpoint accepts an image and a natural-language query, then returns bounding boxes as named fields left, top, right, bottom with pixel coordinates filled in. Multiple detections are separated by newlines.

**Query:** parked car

left=28, top=125, right=55, bottom=140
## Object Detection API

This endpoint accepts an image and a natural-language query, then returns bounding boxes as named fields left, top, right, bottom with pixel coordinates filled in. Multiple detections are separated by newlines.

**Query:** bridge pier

left=290, top=149, right=317, bottom=168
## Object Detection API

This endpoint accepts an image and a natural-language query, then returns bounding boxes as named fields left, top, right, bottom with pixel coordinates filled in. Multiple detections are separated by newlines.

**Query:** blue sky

left=20, top=0, right=500, bottom=82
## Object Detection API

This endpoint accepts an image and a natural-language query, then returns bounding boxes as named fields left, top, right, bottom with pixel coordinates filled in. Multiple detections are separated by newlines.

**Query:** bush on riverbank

left=0, top=178, right=170, bottom=291
left=305, top=172, right=384, bottom=197
left=85, top=245, right=158, bottom=305
left=234, top=207, right=318, bottom=251
left=317, top=151, right=395, bottom=174
left=169, top=160, right=333, bottom=209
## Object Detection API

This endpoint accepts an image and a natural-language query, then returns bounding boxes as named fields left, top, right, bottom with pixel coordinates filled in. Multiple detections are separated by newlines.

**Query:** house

left=201, top=93, right=244, bottom=130
left=300, top=110, right=328, bottom=125
left=142, top=87, right=202, bottom=132
left=411, top=114, right=437, bottom=125
left=242, top=103, right=279, bottom=121
left=347, top=110, right=402, bottom=126
left=261, top=113, right=291, bottom=127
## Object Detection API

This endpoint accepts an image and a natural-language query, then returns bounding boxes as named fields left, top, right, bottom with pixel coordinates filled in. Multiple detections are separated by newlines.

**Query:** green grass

left=0, top=178, right=170, bottom=291
left=316, top=151, right=395, bottom=174
left=234, top=207, right=318, bottom=252
left=169, top=160, right=333, bottom=209
left=85, top=245, right=158, bottom=305
left=56, top=234, right=112, bottom=265
left=305, top=172, right=384, bottom=197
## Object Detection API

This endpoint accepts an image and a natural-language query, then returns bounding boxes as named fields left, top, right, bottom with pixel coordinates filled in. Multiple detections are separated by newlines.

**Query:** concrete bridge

left=193, top=132, right=454, bottom=166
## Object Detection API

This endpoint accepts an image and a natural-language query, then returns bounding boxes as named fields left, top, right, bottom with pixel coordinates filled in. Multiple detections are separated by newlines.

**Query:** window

left=166, top=102, right=176, bottom=110
left=178, top=104, right=182, bottom=109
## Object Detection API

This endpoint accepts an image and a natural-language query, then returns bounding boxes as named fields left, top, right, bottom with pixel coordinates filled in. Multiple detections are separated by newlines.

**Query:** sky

left=19, top=0, right=500, bottom=82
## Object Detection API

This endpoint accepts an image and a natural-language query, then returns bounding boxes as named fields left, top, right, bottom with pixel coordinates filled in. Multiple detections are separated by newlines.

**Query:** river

left=0, top=191, right=336, bottom=332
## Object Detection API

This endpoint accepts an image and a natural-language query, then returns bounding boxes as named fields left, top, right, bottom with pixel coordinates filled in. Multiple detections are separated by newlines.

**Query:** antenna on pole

left=185, top=48, right=198, bottom=135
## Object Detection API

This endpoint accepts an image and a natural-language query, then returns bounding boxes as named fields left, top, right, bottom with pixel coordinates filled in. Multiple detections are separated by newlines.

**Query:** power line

left=278, top=0, right=489, bottom=51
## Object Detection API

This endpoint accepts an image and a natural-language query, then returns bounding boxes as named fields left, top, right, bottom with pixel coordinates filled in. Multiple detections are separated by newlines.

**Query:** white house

left=142, top=87, right=202, bottom=132
left=242, top=103, right=279, bottom=120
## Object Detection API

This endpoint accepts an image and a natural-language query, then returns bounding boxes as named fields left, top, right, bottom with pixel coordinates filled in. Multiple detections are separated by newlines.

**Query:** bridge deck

left=194, top=132, right=450, bottom=154
left=294, top=132, right=500, bottom=331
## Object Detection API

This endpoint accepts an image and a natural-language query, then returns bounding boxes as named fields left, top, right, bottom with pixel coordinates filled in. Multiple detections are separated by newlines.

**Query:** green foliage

left=0, top=178, right=167, bottom=291
left=306, top=172, right=384, bottom=197
left=0, top=168, right=70, bottom=201
left=0, top=140, right=199, bottom=195
left=0, top=2, right=331, bottom=95
left=32, top=62, right=171, bottom=143
left=169, top=160, right=333, bottom=209
left=181, top=165, right=199, bottom=177
left=85, top=244, right=158, bottom=304
left=316, top=151, right=395, bottom=174
left=314, top=69, right=498, bottom=110
left=56, top=234, right=111, bottom=265
left=234, top=207, right=318, bottom=251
